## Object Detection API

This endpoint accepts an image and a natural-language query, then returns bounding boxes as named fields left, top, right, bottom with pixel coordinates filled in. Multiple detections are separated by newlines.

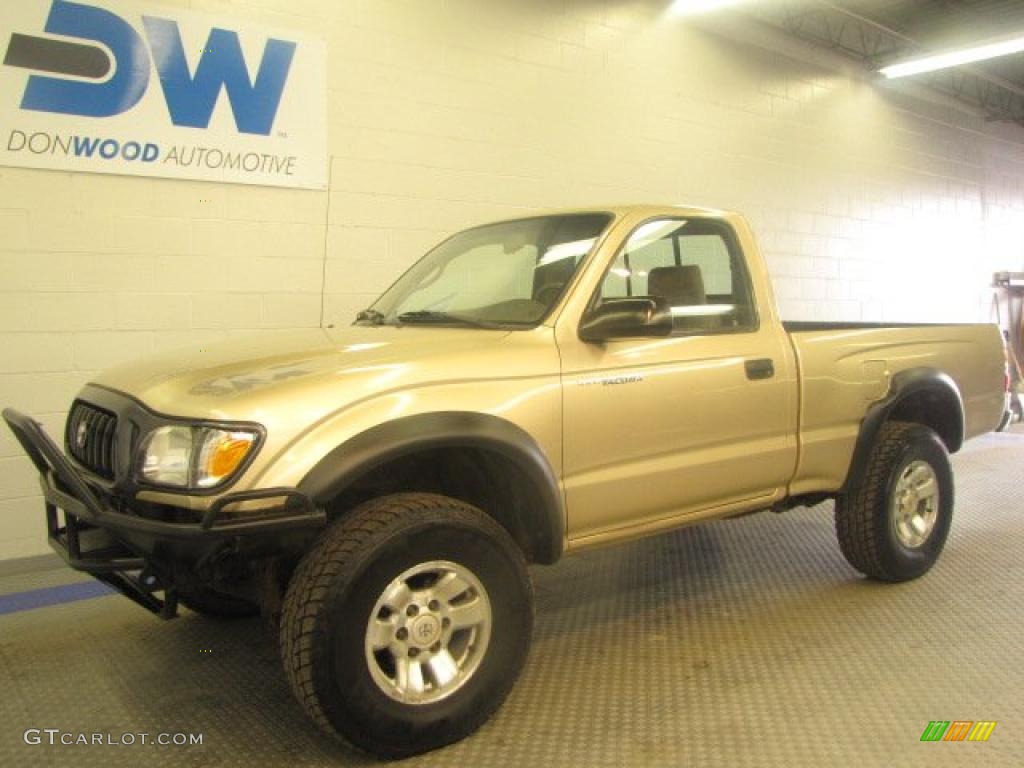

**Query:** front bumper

left=3, top=408, right=326, bottom=618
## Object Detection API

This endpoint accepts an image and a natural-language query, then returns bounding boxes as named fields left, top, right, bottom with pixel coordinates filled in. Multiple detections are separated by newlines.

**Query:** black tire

left=279, top=493, right=534, bottom=759
left=835, top=421, right=953, bottom=582
left=178, top=586, right=260, bottom=619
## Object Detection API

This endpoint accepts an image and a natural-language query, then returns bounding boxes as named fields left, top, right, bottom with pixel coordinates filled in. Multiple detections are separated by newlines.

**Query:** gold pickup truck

left=4, top=204, right=1006, bottom=757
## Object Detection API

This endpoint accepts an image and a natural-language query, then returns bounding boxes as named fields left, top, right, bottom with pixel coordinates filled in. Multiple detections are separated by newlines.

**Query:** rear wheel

left=835, top=421, right=953, bottom=582
left=279, top=493, right=533, bottom=758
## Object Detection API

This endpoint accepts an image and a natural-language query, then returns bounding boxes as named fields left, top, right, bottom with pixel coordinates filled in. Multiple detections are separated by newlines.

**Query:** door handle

left=745, top=358, right=775, bottom=380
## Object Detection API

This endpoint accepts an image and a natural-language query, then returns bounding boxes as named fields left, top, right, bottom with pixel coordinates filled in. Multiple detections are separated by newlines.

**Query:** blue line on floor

left=0, top=581, right=113, bottom=616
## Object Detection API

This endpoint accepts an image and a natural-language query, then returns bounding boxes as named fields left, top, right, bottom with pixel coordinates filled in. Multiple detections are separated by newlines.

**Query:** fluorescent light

left=880, top=35, right=1024, bottom=79
left=628, top=220, right=687, bottom=252
left=670, top=0, right=747, bottom=17
left=538, top=238, right=597, bottom=266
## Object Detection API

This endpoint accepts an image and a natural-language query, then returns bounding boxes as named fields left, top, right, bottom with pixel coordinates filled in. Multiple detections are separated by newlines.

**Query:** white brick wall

left=1, top=0, right=1023, bottom=560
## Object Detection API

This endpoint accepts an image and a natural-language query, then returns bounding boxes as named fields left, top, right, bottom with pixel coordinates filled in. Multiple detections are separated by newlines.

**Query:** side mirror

left=579, top=297, right=672, bottom=342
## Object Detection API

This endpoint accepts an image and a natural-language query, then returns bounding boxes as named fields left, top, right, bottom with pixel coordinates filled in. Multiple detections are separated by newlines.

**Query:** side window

left=597, top=218, right=756, bottom=333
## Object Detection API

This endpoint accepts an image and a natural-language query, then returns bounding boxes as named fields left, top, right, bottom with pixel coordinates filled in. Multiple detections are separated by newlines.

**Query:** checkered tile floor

left=1, top=428, right=1022, bottom=767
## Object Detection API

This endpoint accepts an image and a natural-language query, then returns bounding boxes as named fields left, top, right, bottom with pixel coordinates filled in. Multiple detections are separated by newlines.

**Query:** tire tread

left=835, top=421, right=917, bottom=581
left=278, top=492, right=528, bottom=753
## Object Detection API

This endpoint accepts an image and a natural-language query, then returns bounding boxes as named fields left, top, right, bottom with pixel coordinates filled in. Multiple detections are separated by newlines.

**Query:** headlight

left=140, top=425, right=259, bottom=489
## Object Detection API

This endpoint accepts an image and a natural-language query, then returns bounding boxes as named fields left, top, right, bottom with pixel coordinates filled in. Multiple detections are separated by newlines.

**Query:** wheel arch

left=297, top=412, right=564, bottom=564
left=842, top=367, right=964, bottom=493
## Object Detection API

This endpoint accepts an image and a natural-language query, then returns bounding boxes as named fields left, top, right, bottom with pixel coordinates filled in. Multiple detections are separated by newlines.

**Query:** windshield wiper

left=396, top=310, right=494, bottom=329
left=354, top=308, right=387, bottom=325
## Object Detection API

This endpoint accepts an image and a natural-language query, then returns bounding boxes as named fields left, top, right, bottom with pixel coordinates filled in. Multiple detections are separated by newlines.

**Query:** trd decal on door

left=577, top=375, right=644, bottom=387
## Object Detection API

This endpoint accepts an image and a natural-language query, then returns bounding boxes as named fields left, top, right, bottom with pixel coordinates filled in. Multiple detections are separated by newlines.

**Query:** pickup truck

left=3, top=204, right=1006, bottom=758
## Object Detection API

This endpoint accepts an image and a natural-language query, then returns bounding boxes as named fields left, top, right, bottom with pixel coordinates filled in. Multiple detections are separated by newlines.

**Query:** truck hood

left=92, top=326, right=515, bottom=420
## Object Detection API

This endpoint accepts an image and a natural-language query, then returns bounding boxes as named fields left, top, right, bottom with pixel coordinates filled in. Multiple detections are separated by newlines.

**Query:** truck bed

left=784, top=321, right=974, bottom=332
left=785, top=321, right=1005, bottom=495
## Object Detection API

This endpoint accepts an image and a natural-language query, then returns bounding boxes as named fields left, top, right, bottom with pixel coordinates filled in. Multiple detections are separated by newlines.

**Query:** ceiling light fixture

left=880, top=34, right=1024, bottom=79
left=669, top=0, right=748, bottom=17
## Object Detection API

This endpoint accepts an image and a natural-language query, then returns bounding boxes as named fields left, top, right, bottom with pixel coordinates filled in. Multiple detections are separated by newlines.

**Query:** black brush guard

left=3, top=408, right=326, bottom=618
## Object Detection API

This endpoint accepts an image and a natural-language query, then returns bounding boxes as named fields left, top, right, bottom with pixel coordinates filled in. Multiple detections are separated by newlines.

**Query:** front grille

left=66, top=401, right=118, bottom=479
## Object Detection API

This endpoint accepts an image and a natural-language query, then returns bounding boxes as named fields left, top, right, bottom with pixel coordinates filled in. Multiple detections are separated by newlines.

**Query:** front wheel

left=279, top=493, right=534, bottom=759
left=835, top=421, right=954, bottom=582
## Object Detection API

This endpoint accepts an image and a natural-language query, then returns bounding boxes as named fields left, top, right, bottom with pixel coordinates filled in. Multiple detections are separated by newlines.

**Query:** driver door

left=559, top=217, right=798, bottom=543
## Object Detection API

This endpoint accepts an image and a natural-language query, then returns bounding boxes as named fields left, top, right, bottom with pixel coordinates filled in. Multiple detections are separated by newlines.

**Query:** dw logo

left=2, top=0, right=297, bottom=135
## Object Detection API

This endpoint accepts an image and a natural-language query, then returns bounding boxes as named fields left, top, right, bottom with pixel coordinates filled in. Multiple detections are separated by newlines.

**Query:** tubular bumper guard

left=2, top=408, right=326, bottom=617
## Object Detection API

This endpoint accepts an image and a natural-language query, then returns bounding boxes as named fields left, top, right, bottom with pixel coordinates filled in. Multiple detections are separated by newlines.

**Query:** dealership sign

left=0, top=0, right=327, bottom=188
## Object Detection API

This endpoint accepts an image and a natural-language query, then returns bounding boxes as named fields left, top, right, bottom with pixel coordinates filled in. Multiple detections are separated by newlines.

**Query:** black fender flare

left=298, top=412, right=564, bottom=564
left=841, top=367, right=964, bottom=493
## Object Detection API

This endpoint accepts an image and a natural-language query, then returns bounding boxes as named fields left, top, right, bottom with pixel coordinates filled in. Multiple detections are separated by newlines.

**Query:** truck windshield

left=361, top=213, right=613, bottom=328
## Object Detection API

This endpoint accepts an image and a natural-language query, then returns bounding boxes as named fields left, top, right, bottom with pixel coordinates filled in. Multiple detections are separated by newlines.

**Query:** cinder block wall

left=1, top=0, right=1023, bottom=560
